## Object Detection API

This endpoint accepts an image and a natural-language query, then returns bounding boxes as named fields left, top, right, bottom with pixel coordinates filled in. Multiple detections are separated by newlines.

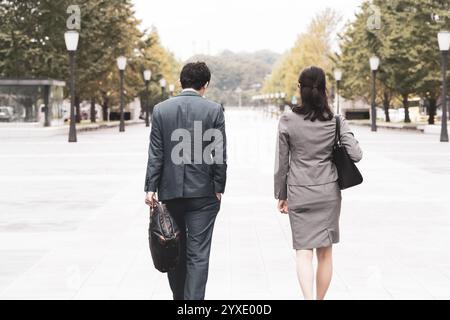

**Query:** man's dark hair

left=180, top=62, right=211, bottom=90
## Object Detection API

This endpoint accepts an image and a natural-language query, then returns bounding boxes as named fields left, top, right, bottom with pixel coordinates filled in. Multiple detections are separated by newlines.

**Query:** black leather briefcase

left=148, top=202, right=181, bottom=273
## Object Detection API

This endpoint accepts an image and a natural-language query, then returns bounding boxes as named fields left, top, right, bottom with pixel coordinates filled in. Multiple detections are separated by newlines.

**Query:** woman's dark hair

left=180, top=62, right=211, bottom=90
left=293, top=66, right=334, bottom=122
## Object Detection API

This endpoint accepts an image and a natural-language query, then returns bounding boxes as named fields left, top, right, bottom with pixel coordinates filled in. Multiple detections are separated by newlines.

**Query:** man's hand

left=145, top=192, right=158, bottom=208
left=216, top=193, right=222, bottom=201
left=277, top=200, right=288, bottom=214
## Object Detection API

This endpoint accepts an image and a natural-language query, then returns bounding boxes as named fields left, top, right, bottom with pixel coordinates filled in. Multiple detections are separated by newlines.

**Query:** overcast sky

left=132, top=0, right=364, bottom=60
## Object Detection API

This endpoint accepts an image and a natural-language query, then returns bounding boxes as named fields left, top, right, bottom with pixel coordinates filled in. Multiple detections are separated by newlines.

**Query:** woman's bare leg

left=295, top=249, right=314, bottom=300
left=316, top=246, right=333, bottom=300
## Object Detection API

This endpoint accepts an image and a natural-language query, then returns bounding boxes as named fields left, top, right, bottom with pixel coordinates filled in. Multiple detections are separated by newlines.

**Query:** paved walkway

left=1, top=109, right=450, bottom=300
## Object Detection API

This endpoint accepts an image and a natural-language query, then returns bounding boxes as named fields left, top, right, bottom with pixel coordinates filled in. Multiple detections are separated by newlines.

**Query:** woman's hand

left=277, top=200, right=288, bottom=214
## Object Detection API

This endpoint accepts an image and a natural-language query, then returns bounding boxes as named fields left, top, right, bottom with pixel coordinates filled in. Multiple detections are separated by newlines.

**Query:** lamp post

left=117, top=56, right=127, bottom=132
left=64, top=30, right=79, bottom=143
left=334, top=69, right=343, bottom=114
left=43, top=85, right=50, bottom=127
left=169, top=84, right=175, bottom=98
left=438, top=30, right=450, bottom=142
left=280, top=92, right=287, bottom=112
left=275, top=92, right=281, bottom=112
left=143, top=69, right=152, bottom=127
left=370, top=56, right=380, bottom=132
left=159, top=78, right=167, bottom=101
left=236, top=87, right=243, bottom=107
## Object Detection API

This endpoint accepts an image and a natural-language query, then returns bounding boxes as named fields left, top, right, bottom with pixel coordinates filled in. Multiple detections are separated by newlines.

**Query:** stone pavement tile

left=112, top=249, right=159, bottom=300
left=402, top=266, right=450, bottom=299
left=0, top=250, right=48, bottom=292
left=1, top=174, right=143, bottom=299
left=2, top=110, right=450, bottom=300
left=149, top=275, right=173, bottom=300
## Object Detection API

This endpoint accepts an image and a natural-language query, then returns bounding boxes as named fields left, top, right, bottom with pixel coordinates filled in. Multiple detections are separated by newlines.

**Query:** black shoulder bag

left=333, top=115, right=363, bottom=190
left=148, top=202, right=181, bottom=273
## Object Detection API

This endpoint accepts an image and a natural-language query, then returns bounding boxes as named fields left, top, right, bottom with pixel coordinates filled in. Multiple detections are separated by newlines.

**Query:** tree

left=376, top=0, right=426, bottom=123
left=136, top=28, right=180, bottom=114
left=0, top=0, right=68, bottom=78
left=337, top=0, right=450, bottom=124
left=188, top=50, right=280, bottom=106
left=263, top=9, right=341, bottom=103
left=336, top=1, right=398, bottom=122
left=407, top=0, right=450, bottom=124
left=0, top=0, right=179, bottom=123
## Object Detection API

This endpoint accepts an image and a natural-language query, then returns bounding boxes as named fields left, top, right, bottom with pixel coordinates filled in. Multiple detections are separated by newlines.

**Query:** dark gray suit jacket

left=145, top=91, right=227, bottom=201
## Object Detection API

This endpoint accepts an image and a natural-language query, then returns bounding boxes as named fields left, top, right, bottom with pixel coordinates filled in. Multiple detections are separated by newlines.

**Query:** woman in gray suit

left=274, top=66, right=362, bottom=300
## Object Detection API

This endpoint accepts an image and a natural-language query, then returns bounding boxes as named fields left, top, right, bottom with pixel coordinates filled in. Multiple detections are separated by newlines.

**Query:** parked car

left=0, top=106, right=16, bottom=122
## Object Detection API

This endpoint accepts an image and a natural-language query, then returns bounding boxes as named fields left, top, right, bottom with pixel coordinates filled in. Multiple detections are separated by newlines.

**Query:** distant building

left=339, top=97, right=370, bottom=120
left=0, top=79, right=65, bottom=127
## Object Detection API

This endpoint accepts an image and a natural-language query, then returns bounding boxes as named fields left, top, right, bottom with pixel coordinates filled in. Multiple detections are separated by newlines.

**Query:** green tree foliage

left=0, top=0, right=179, bottom=120
left=263, top=9, right=341, bottom=102
left=188, top=50, right=280, bottom=106
left=0, top=0, right=67, bottom=78
left=337, top=0, right=450, bottom=123
left=137, top=28, right=180, bottom=109
left=336, top=1, right=396, bottom=121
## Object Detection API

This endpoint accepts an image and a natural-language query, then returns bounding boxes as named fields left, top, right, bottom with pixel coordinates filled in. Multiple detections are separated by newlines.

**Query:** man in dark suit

left=144, top=62, right=227, bottom=300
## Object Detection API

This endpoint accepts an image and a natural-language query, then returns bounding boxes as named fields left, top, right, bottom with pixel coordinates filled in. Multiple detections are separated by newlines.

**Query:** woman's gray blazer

left=274, top=112, right=363, bottom=200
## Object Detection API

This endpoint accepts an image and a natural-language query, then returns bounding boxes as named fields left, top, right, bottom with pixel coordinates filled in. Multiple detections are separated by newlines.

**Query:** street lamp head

left=160, top=78, right=166, bottom=88
left=438, top=30, right=450, bottom=52
left=275, top=93, right=280, bottom=99
left=370, top=56, right=380, bottom=71
left=169, top=84, right=175, bottom=93
left=64, top=30, right=79, bottom=52
left=117, top=56, right=127, bottom=71
left=334, top=69, right=343, bottom=81
left=143, top=69, right=152, bottom=81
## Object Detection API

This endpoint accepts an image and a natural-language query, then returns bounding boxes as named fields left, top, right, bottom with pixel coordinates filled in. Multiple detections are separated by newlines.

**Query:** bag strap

left=334, top=115, right=341, bottom=147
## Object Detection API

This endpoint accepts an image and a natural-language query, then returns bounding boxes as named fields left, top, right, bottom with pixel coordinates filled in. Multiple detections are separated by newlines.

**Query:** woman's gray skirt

left=288, top=182, right=342, bottom=250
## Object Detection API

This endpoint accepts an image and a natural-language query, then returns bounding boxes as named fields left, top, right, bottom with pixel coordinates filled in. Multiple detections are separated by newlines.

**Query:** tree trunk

left=403, top=94, right=411, bottom=123
left=139, top=95, right=145, bottom=120
left=140, top=95, right=145, bottom=115
left=90, top=97, right=96, bottom=123
left=383, top=91, right=391, bottom=122
left=428, top=97, right=437, bottom=125
left=75, top=96, right=81, bottom=123
left=102, top=95, right=109, bottom=122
